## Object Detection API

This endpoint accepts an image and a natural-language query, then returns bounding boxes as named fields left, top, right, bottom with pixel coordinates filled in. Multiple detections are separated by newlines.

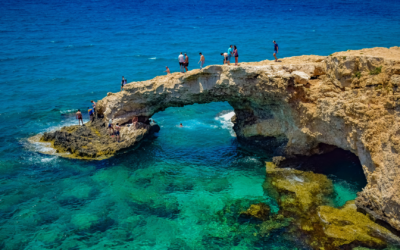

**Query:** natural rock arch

left=47, top=47, right=400, bottom=231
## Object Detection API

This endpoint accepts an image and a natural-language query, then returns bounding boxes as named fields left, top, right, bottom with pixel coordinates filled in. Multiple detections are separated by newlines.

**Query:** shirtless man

left=131, top=116, right=138, bottom=129
left=108, top=118, right=114, bottom=135
left=198, top=53, right=205, bottom=70
left=164, top=66, right=170, bottom=74
left=76, top=109, right=83, bottom=125
left=115, top=123, right=121, bottom=142
left=184, top=53, right=189, bottom=72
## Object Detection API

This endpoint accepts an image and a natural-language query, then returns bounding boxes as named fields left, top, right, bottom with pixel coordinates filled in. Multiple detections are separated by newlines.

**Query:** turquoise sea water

left=1, top=0, right=400, bottom=249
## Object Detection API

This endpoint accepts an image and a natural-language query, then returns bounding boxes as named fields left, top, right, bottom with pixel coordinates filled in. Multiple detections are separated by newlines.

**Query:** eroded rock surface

left=41, top=47, right=400, bottom=230
left=40, top=119, right=160, bottom=159
left=264, top=162, right=400, bottom=249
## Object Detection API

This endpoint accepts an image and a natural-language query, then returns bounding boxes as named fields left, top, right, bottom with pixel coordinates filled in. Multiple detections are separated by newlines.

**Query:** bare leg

left=235, top=57, right=238, bottom=66
left=273, top=53, right=278, bottom=62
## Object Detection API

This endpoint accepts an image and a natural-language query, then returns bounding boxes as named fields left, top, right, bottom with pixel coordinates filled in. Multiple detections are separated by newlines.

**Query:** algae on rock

left=263, top=162, right=400, bottom=249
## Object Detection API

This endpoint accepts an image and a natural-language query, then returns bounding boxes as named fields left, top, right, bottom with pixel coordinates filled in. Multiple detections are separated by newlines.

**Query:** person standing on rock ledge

left=184, top=53, right=189, bottom=72
left=115, top=123, right=121, bottom=142
left=88, top=107, right=94, bottom=122
left=273, top=40, right=279, bottom=62
left=108, top=118, right=114, bottom=135
left=228, top=45, right=233, bottom=64
left=121, top=76, right=127, bottom=91
left=91, top=100, right=96, bottom=118
left=76, top=109, right=83, bottom=125
left=178, top=52, right=185, bottom=73
left=198, top=53, right=205, bottom=70
left=234, top=45, right=239, bottom=66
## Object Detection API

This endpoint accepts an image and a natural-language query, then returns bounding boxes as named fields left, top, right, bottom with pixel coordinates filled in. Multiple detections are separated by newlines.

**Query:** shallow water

left=1, top=0, right=400, bottom=248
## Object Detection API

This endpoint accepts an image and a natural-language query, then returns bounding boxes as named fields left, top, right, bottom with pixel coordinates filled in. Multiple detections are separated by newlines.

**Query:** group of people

left=73, top=41, right=280, bottom=135
left=221, top=45, right=239, bottom=66
left=107, top=118, right=121, bottom=142
left=75, top=100, right=97, bottom=125
left=164, top=41, right=278, bottom=74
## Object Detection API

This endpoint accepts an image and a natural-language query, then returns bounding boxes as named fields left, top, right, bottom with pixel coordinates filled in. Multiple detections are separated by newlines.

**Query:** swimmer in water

left=180, top=123, right=183, bottom=127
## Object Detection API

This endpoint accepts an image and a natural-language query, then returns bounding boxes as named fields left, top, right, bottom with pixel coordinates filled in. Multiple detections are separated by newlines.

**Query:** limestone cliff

left=42, top=47, right=400, bottom=231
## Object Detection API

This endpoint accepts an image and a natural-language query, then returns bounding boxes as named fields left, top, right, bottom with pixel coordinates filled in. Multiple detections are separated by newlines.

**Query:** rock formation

left=40, top=47, right=400, bottom=232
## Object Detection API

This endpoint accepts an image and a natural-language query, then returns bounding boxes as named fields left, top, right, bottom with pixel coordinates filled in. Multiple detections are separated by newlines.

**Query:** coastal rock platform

left=37, top=47, right=400, bottom=232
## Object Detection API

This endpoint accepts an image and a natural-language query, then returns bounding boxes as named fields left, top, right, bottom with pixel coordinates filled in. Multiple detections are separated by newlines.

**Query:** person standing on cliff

left=108, top=118, right=114, bottom=135
left=184, top=53, right=189, bottom=72
left=115, top=123, right=121, bottom=142
left=88, top=107, right=94, bottom=122
left=178, top=52, right=185, bottom=73
left=198, top=53, right=205, bottom=70
left=234, top=45, right=239, bottom=66
left=121, top=76, right=127, bottom=91
left=76, top=109, right=83, bottom=125
left=91, top=100, right=96, bottom=119
left=227, top=45, right=233, bottom=65
left=273, top=41, right=279, bottom=62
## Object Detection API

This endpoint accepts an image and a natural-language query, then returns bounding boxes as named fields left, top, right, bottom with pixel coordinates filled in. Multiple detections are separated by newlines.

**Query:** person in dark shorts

left=121, top=76, right=127, bottom=91
left=91, top=100, right=96, bottom=119
left=108, top=118, right=114, bottom=135
left=221, top=53, right=229, bottom=64
left=76, top=109, right=83, bottom=125
left=273, top=41, right=279, bottom=62
left=88, top=107, right=94, bottom=122
left=234, top=45, right=239, bottom=66
left=184, top=53, right=189, bottom=72
left=115, top=123, right=121, bottom=142
left=178, top=52, right=185, bottom=73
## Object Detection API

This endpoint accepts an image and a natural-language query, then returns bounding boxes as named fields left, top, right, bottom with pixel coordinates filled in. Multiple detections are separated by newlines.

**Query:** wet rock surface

left=40, top=119, right=159, bottom=160
left=263, top=162, right=400, bottom=250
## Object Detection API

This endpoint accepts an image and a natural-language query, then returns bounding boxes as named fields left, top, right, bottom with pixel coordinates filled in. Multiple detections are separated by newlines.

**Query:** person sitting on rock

left=131, top=116, right=138, bottom=129
left=108, top=118, right=114, bottom=135
left=115, top=123, right=121, bottom=142
left=76, top=109, right=83, bottom=126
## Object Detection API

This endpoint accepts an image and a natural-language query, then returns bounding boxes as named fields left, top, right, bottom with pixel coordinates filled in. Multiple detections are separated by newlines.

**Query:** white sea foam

left=215, top=111, right=235, bottom=137
left=149, top=57, right=157, bottom=60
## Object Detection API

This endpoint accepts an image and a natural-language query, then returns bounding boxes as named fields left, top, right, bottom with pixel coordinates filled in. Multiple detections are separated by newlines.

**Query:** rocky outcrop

left=263, top=162, right=400, bottom=249
left=40, top=118, right=160, bottom=159
left=41, top=47, right=400, bottom=231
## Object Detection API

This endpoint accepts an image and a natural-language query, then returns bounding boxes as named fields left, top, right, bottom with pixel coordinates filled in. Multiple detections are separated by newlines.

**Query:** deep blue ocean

left=1, top=0, right=400, bottom=249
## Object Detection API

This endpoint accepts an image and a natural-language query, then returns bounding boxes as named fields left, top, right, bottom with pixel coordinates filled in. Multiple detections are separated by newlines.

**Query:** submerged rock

left=317, top=201, right=400, bottom=249
left=239, top=203, right=271, bottom=221
left=263, top=162, right=400, bottom=249
left=263, top=162, right=334, bottom=213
